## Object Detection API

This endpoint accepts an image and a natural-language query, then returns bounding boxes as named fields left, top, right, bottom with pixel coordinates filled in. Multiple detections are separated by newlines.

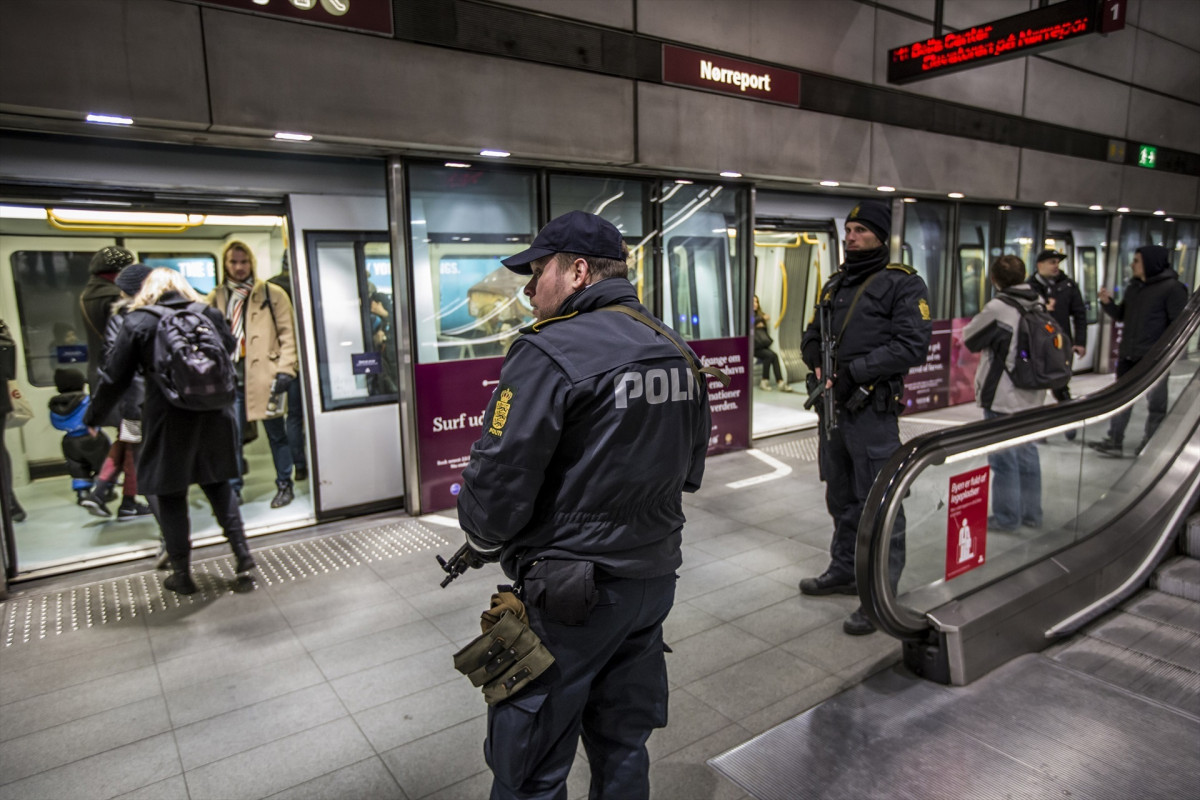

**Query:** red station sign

left=663, top=44, right=800, bottom=107
left=887, top=0, right=1125, bottom=85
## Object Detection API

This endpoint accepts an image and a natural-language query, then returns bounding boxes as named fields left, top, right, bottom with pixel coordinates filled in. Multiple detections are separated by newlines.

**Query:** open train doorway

left=0, top=201, right=315, bottom=577
left=752, top=221, right=836, bottom=437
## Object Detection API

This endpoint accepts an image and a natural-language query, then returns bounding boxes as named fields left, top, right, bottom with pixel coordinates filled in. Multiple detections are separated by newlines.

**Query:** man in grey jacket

left=962, top=255, right=1047, bottom=532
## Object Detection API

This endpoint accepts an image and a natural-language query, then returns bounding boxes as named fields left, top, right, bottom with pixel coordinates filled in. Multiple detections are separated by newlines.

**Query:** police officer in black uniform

left=456, top=211, right=712, bottom=800
left=799, top=200, right=932, bottom=635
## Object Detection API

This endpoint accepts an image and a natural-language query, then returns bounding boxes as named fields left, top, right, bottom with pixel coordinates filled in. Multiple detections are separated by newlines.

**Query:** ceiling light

left=719, top=171, right=742, bottom=178
left=948, top=192, right=964, bottom=199
left=674, top=179, right=694, bottom=185
left=1117, top=206, right=1130, bottom=213
left=876, top=185, right=896, bottom=192
left=85, top=113, right=133, bottom=126
left=201, top=215, right=285, bottom=227
left=1089, top=205, right=1103, bottom=211
left=479, top=149, right=510, bottom=158
left=274, top=132, right=313, bottom=142
left=819, top=180, right=840, bottom=187
left=1153, top=209, right=1166, bottom=216
left=902, top=197, right=917, bottom=203
left=444, top=162, right=472, bottom=168
left=998, top=205, right=1012, bottom=211
left=1044, top=200, right=1059, bottom=207
left=1166, top=217, right=1174, bottom=222
left=0, top=205, right=47, bottom=219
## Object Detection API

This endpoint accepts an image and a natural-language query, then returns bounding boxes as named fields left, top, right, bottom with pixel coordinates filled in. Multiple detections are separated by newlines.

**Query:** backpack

left=995, top=294, right=1074, bottom=391
left=141, top=303, right=236, bottom=411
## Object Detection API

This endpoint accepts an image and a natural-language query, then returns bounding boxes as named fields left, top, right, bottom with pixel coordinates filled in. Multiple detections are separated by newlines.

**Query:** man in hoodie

left=206, top=241, right=299, bottom=507
left=1030, top=249, right=1088, bottom=438
left=962, top=256, right=1046, bottom=531
left=1090, top=245, right=1188, bottom=456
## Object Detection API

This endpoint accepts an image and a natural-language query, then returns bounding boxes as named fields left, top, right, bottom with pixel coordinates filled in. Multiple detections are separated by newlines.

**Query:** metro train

left=0, top=136, right=1196, bottom=582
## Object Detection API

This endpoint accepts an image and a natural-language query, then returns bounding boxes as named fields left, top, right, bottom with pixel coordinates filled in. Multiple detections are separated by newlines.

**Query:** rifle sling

left=598, top=305, right=731, bottom=388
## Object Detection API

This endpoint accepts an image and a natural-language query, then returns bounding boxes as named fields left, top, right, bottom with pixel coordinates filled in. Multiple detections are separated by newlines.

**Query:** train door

left=751, top=223, right=834, bottom=436
left=287, top=194, right=403, bottom=515
left=1048, top=213, right=1107, bottom=372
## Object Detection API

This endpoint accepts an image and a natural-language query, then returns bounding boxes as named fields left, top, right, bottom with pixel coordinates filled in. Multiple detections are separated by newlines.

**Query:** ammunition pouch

left=453, top=598, right=555, bottom=706
left=875, top=377, right=906, bottom=415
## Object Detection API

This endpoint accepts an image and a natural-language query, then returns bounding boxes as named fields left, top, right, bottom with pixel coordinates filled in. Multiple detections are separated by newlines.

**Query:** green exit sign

left=1138, top=145, right=1158, bottom=169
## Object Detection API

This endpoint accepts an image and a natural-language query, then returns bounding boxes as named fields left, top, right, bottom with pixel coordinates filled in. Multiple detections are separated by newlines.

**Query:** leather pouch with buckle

left=452, top=599, right=555, bottom=706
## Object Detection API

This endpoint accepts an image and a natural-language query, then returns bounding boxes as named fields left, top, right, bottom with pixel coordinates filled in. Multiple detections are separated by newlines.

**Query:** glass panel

left=1002, top=207, right=1039, bottom=267
left=140, top=252, right=218, bottom=294
left=1080, top=247, right=1099, bottom=324
left=901, top=200, right=949, bottom=318
left=1116, top=216, right=1166, bottom=286
left=1173, top=220, right=1197, bottom=290
left=409, top=164, right=536, bottom=364
left=957, top=205, right=994, bottom=318
left=9, top=250, right=93, bottom=387
left=894, top=322, right=1200, bottom=614
left=658, top=182, right=746, bottom=340
left=549, top=174, right=652, bottom=303
left=307, top=233, right=396, bottom=410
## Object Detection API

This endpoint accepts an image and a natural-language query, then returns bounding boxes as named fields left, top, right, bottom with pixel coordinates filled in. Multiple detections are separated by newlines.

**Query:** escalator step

left=1152, top=556, right=1200, bottom=601
left=1049, top=634, right=1200, bottom=717
left=1121, top=589, right=1200, bottom=636
left=1186, top=512, right=1200, bottom=558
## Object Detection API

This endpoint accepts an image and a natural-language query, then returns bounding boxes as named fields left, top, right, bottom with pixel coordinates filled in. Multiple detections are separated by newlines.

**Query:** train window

left=305, top=232, right=397, bottom=411
left=408, top=163, right=536, bottom=363
left=8, top=250, right=93, bottom=387
left=1002, top=208, right=1039, bottom=269
left=1079, top=247, right=1099, bottom=325
left=901, top=200, right=949, bottom=319
left=549, top=175, right=653, bottom=304
left=140, top=252, right=218, bottom=294
left=658, top=182, right=746, bottom=340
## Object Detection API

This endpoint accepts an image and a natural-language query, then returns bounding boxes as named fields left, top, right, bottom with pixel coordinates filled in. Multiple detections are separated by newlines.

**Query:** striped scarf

left=224, top=278, right=254, bottom=362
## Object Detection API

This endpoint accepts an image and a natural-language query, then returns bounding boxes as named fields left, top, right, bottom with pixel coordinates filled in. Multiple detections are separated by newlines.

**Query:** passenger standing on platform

left=266, top=254, right=308, bottom=483
left=456, top=211, right=711, bottom=800
left=962, top=256, right=1045, bottom=531
left=798, top=200, right=932, bottom=636
left=206, top=241, right=299, bottom=507
left=1090, top=245, right=1188, bottom=457
left=1031, top=249, right=1088, bottom=438
left=86, top=268, right=254, bottom=595
left=0, top=317, right=25, bottom=522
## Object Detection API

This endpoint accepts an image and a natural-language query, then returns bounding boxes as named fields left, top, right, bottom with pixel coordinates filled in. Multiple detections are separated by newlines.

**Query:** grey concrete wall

left=492, top=0, right=634, bottom=30
left=871, top=124, right=1020, bottom=199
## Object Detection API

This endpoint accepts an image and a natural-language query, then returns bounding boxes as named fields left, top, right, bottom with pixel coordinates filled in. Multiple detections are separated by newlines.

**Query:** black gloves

left=833, top=370, right=856, bottom=404
left=270, top=373, right=294, bottom=394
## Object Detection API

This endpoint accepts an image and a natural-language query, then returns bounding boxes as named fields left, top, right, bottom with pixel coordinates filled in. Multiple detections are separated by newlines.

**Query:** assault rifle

left=436, top=543, right=475, bottom=588
left=803, top=299, right=837, bottom=437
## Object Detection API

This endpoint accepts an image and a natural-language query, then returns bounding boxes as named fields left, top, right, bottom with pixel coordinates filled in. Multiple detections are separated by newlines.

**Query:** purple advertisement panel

left=949, top=317, right=982, bottom=406
left=414, top=358, right=503, bottom=513
left=903, top=320, right=951, bottom=413
left=689, top=337, right=752, bottom=454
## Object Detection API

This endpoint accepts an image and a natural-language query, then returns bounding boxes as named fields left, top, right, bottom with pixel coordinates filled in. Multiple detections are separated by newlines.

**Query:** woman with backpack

left=85, top=268, right=255, bottom=595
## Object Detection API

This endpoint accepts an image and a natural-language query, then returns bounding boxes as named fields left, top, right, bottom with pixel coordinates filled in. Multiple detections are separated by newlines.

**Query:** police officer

left=456, top=211, right=711, bottom=800
left=798, top=200, right=932, bottom=635
left=1031, top=248, right=1088, bottom=437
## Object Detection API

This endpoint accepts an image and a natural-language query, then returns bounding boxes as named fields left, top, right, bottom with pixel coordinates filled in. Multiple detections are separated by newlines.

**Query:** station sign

left=663, top=45, right=800, bottom=107
left=887, top=0, right=1125, bottom=85
left=197, top=0, right=394, bottom=36
left=1137, top=145, right=1158, bottom=169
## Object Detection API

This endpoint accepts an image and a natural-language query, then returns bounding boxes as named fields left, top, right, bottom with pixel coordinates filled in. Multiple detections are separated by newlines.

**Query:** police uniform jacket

left=1032, top=272, right=1087, bottom=349
left=1101, top=269, right=1187, bottom=362
left=801, top=250, right=932, bottom=389
left=457, top=277, right=711, bottom=582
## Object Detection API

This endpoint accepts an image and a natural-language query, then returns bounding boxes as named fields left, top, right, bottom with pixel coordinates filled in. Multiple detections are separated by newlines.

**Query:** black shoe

left=293, top=465, right=308, bottom=482
left=117, top=498, right=153, bottom=520
left=1089, top=437, right=1123, bottom=457
left=843, top=608, right=877, bottom=636
left=79, top=492, right=111, bottom=518
left=270, top=479, right=294, bottom=509
left=1065, top=429, right=1077, bottom=441
left=163, top=557, right=197, bottom=595
left=11, top=503, right=26, bottom=523
left=799, top=571, right=857, bottom=596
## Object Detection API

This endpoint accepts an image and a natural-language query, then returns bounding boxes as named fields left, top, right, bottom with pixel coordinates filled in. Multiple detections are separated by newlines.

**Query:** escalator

left=709, top=292, right=1200, bottom=799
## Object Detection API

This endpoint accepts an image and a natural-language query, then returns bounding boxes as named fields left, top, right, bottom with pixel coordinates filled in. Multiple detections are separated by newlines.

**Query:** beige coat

left=207, top=281, right=298, bottom=422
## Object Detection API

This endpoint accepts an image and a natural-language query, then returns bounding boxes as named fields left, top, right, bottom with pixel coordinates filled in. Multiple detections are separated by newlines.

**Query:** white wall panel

left=1017, top=150, right=1124, bottom=208
left=636, top=83, right=871, bottom=183
left=870, top=124, right=1020, bottom=199
left=1126, top=89, right=1200, bottom=153
left=492, top=0, right=633, bottom=29
left=1120, top=166, right=1199, bottom=215
left=1131, top=29, right=1200, bottom=104
left=1024, top=59, right=1130, bottom=139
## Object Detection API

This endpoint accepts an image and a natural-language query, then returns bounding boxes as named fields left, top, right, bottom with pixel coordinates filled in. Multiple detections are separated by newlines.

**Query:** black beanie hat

left=1136, top=245, right=1171, bottom=279
left=846, top=200, right=891, bottom=244
left=89, top=246, right=135, bottom=275
left=54, top=367, right=86, bottom=393
left=114, top=263, right=154, bottom=297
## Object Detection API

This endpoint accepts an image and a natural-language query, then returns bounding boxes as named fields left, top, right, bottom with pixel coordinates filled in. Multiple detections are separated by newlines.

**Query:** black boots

left=227, top=530, right=256, bottom=574
left=163, top=556, right=197, bottom=595
left=270, top=479, right=294, bottom=509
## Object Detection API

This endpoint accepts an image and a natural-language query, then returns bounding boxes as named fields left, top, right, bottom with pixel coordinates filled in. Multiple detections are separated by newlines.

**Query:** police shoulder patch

left=918, top=298, right=931, bottom=321
left=488, top=385, right=515, bottom=437
left=886, top=262, right=917, bottom=275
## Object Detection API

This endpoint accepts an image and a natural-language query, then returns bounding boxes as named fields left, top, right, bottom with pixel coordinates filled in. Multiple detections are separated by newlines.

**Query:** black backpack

left=996, top=294, right=1074, bottom=391
left=142, top=303, right=236, bottom=411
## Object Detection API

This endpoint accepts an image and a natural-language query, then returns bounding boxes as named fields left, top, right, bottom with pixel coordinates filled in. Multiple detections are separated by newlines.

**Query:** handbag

left=6, top=381, right=33, bottom=428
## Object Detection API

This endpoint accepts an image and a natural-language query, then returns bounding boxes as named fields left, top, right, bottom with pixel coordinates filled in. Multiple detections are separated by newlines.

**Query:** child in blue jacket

left=48, top=367, right=111, bottom=506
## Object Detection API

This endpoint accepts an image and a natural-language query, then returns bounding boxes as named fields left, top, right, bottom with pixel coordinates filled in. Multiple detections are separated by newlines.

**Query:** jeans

left=984, top=409, right=1042, bottom=528
left=285, top=377, right=307, bottom=471
left=232, top=387, right=294, bottom=492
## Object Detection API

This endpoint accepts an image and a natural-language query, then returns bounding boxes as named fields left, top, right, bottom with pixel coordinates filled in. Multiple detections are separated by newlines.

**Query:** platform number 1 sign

left=946, top=466, right=989, bottom=581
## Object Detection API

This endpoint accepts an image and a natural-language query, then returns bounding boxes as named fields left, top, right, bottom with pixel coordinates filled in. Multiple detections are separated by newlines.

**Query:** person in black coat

left=79, top=246, right=135, bottom=401
left=1090, top=245, right=1188, bottom=456
left=85, top=268, right=255, bottom=594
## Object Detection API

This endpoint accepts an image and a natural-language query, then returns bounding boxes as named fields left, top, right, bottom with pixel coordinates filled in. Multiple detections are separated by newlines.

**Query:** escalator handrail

left=856, top=290, right=1200, bottom=638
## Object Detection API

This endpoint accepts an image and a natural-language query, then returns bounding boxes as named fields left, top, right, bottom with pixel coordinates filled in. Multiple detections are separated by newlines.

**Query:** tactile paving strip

left=760, top=418, right=957, bottom=463
left=1, top=519, right=451, bottom=648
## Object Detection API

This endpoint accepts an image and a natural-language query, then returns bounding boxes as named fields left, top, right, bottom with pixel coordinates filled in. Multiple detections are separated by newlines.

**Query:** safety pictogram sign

left=946, top=466, right=989, bottom=580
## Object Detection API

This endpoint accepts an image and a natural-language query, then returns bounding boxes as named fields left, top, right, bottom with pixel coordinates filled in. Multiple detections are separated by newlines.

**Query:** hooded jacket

left=962, top=283, right=1048, bottom=414
left=1101, top=246, right=1188, bottom=361
left=457, top=277, right=711, bottom=581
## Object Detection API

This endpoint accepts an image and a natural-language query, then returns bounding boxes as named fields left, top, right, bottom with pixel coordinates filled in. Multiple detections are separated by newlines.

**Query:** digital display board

left=887, top=0, right=1125, bottom=85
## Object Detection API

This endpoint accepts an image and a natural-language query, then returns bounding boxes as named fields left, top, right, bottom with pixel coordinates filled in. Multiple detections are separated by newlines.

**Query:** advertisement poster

left=689, top=337, right=752, bottom=454
left=946, top=466, right=990, bottom=581
left=902, top=320, right=951, bottom=413
left=949, top=317, right=981, bottom=406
